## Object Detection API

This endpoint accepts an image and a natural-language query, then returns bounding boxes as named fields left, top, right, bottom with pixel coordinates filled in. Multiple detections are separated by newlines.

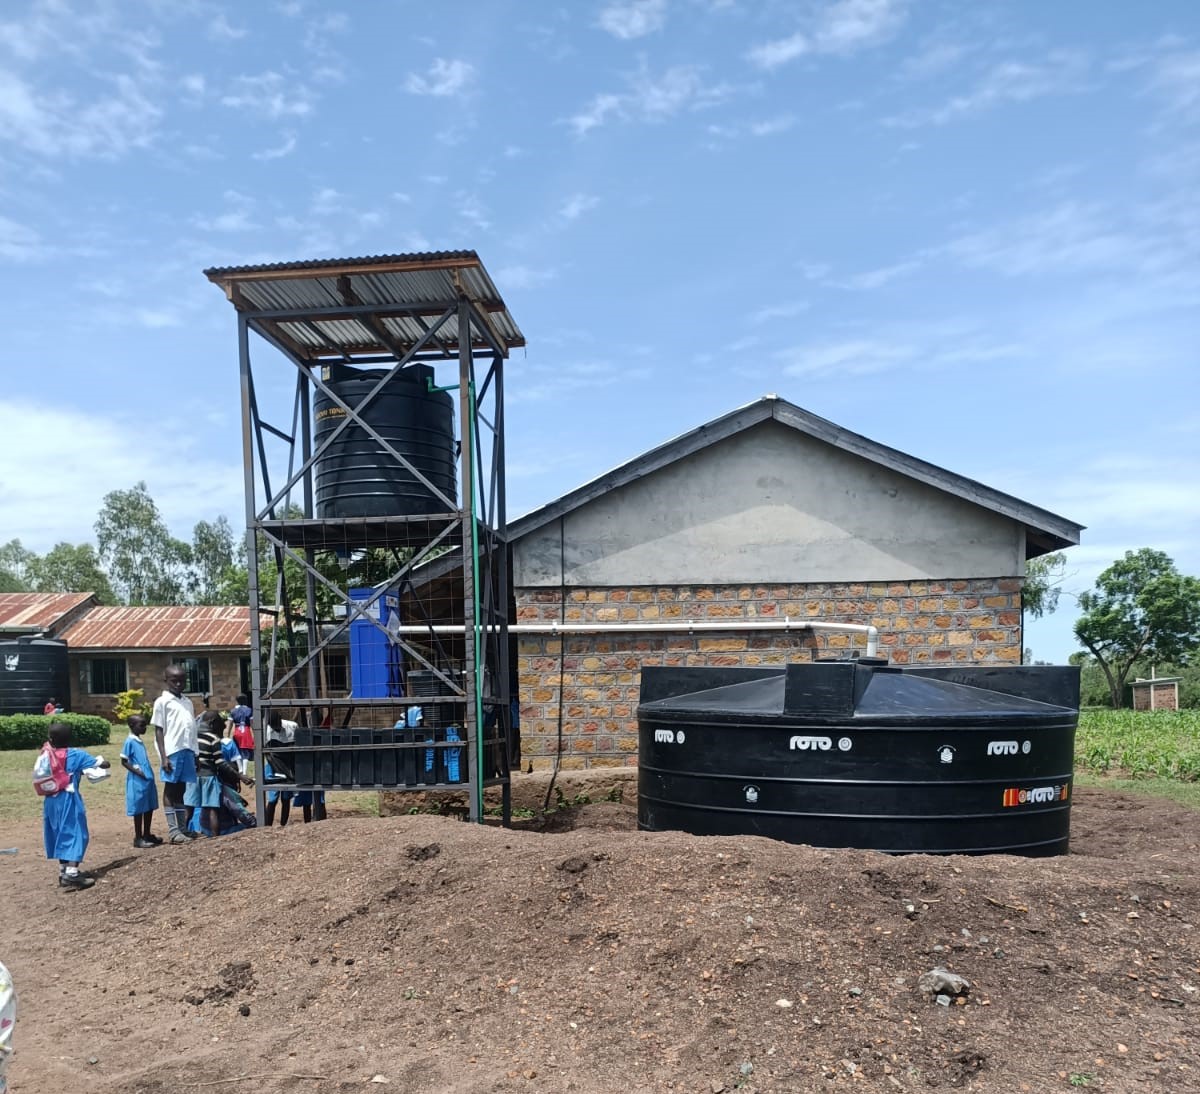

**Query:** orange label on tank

left=1002, top=784, right=1069, bottom=807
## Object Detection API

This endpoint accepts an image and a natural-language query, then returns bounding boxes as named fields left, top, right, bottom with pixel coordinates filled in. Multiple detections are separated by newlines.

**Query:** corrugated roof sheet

left=204, top=250, right=524, bottom=357
left=0, top=592, right=96, bottom=632
left=59, top=605, right=260, bottom=651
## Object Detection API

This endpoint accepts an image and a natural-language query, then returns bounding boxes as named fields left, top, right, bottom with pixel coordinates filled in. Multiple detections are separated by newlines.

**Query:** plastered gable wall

left=512, top=420, right=1028, bottom=768
left=514, top=420, right=1025, bottom=589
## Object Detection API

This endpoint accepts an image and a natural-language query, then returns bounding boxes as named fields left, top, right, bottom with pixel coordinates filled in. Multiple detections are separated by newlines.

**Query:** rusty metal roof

left=204, top=250, right=524, bottom=359
left=59, top=605, right=260, bottom=651
left=0, top=592, right=96, bottom=633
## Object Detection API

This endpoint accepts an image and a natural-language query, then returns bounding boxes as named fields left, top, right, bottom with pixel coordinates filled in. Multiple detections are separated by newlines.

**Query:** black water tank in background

left=314, top=362, right=457, bottom=519
left=0, top=637, right=70, bottom=716
left=637, top=660, right=1080, bottom=857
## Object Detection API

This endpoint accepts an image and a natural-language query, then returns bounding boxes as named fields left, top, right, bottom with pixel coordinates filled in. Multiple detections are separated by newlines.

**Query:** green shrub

left=113, top=689, right=152, bottom=723
left=0, top=713, right=112, bottom=751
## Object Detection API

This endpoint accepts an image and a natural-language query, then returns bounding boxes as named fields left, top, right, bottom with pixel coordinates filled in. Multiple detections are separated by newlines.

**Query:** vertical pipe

left=494, top=355, right=513, bottom=825
left=238, top=317, right=267, bottom=825
left=299, top=367, right=320, bottom=734
left=457, top=299, right=482, bottom=821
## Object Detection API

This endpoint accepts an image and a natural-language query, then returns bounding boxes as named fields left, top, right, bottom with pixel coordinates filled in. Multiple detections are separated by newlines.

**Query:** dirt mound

left=3, top=787, right=1200, bottom=1093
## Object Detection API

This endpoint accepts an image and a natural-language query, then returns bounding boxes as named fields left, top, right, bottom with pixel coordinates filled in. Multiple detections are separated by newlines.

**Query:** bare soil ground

left=1, top=781, right=1198, bottom=1094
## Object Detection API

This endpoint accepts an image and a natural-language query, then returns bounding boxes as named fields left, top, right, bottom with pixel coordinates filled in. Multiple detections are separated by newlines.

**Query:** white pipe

left=385, top=619, right=880, bottom=657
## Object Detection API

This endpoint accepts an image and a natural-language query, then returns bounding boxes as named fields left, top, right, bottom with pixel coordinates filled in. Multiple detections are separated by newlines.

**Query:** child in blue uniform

left=37, top=722, right=110, bottom=890
left=120, top=714, right=160, bottom=848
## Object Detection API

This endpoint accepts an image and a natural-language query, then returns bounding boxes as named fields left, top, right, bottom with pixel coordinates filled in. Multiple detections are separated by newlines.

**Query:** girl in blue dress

left=38, top=722, right=109, bottom=890
left=120, top=714, right=161, bottom=848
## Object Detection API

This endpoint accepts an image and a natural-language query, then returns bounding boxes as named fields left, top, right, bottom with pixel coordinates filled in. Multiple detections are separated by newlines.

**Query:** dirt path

left=1, top=786, right=1198, bottom=1093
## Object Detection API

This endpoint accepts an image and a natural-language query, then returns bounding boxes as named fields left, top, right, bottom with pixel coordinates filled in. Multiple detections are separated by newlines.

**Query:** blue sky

left=0, top=0, right=1197, bottom=662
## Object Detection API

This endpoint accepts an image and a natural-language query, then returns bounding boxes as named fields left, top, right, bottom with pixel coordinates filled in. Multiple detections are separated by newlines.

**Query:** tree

left=0, top=538, right=35, bottom=593
left=1023, top=551, right=1068, bottom=620
left=94, top=482, right=193, bottom=605
left=28, top=542, right=117, bottom=604
left=191, top=517, right=237, bottom=604
left=1073, top=549, right=1200, bottom=709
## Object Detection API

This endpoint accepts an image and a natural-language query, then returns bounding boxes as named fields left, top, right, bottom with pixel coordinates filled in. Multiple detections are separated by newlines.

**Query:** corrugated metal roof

left=59, top=605, right=261, bottom=651
left=0, top=592, right=96, bottom=632
left=204, top=250, right=524, bottom=357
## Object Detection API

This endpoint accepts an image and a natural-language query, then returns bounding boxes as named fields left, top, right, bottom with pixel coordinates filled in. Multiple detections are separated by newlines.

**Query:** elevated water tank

left=314, top=362, right=457, bottom=519
left=638, top=660, right=1080, bottom=857
left=0, top=636, right=70, bottom=716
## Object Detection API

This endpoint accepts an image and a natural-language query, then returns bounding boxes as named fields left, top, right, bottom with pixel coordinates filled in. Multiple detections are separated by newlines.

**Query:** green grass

left=0, top=745, right=127, bottom=822
left=1074, top=771, right=1200, bottom=810
left=0, top=747, right=379, bottom=823
left=1075, top=709, right=1200, bottom=781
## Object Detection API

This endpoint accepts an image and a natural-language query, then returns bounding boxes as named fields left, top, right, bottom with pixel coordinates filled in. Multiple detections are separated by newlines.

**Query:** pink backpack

left=33, top=744, right=70, bottom=797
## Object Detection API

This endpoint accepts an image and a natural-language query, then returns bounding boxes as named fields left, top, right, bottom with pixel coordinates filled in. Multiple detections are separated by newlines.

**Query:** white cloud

left=0, top=214, right=44, bottom=261
left=749, top=300, right=808, bottom=324
left=886, top=51, right=1090, bottom=127
left=0, top=68, right=162, bottom=159
left=747, top=32, right=809, bottom=71
left=404, top=58, right=475, bottom=98
left=569, top=64, right=735, bottom=135
left=221, top=72, right=315, bottom=119
left=252, top=132, right=298, bottom=161
left=0, top=399, right=244, bottom=552
left=597, top=0, right=668, bottom=40
left=748, top=0, right=906, bottom=70
left=708, top=114, right=796, bottom=140
left=494, top=264, right=558, bottom=290
left=1149, top=49, right=1200, bottom=123
left=134, top=307, right=185, bottom=329
left=208, top=13, right=247, bottom=41
left=559, top=193, right=600, bottom=220
left=457, top=192, right=491, bottom=231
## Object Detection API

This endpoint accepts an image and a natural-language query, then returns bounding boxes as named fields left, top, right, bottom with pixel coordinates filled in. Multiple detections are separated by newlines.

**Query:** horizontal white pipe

left=384, top=619, right=880, bottom=657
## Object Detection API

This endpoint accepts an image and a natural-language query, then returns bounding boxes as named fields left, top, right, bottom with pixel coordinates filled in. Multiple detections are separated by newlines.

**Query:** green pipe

left=427, top=377, right=460, bottom=393
left=467, top=377, right=485, bottom=821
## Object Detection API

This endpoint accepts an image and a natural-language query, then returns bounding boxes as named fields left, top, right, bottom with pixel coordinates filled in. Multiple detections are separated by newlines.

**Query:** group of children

left=37, top=667, right=326, bottom=891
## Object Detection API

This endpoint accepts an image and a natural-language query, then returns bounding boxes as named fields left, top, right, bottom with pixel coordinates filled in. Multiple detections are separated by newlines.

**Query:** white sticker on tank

left=938, top=745, right=956, bottom=764
left=837, top=737, right=852, bottom=752
left=744, top=785, right=760, bottom=804
left=987, top=740, right=1019, bottom=756
left=3, top=655, right=17, bottom=671
left=1022, top=740, right=1031, bottom=754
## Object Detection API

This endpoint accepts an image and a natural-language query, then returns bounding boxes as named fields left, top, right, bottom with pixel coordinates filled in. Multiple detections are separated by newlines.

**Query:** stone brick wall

left=517, top=578, right=1023, bottom=770
left=68, top=652, right=246, bottom=720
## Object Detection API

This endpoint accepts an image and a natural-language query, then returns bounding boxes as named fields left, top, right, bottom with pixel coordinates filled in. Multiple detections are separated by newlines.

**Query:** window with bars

left=179, top=657, right=210, bottom=695
left=84, top=658, right=128, bottom=695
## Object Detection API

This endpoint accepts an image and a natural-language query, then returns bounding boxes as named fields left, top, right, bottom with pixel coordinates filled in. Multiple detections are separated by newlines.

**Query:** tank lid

left=639, top=661, right=1077, bottom=724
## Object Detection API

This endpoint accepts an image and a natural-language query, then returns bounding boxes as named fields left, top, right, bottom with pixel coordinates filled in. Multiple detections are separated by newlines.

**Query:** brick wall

left=517, top=578, right=1023, bottom=770
left=1131, top=681, right=1179, bottom=712
left=69, top=651, right=246, bottom=719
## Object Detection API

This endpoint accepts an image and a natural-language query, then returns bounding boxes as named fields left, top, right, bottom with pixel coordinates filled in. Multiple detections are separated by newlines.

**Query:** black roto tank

left=0, top=636, right=70, bottom=716
left=314, top=362, right=457, bottom=519
left=638, top=660, right=1080, bottom=856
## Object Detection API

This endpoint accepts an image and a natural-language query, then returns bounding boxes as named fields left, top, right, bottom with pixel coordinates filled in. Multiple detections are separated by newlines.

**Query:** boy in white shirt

left=151, top=664, right=198, bottom=844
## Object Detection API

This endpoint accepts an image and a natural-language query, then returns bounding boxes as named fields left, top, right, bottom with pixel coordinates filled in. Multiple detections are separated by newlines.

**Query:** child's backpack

left=33, top=744, right=70, bottom=797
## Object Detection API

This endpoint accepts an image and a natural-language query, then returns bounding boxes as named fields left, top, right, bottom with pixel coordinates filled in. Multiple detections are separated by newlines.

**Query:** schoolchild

left=263, top=711, right=296, bottom=827
left=195, top=711, right=254, bottom=837
left=120, top=714, right=161, bottom=848
left=36, top=722, right=110, bottom=889
left=152, top=664, right=198, bottom=844
left=0, top=959, right=13, bottom=1093
left=230, top=693, right=254, bottom=774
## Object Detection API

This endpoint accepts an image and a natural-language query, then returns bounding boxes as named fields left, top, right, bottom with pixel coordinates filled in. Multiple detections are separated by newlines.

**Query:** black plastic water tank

left=314, top=362, right=457, bottom=519
left=0, top=636, right=70, bottom=716
left=637, top=660, right=1080, bottom=856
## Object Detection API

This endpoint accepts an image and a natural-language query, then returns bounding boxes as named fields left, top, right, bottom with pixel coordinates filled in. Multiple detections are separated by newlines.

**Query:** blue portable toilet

left=348, top=588, right=402, bottom=697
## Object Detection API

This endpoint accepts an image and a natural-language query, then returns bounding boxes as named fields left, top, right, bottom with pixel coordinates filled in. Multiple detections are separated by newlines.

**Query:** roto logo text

left=653, top=729, right=686, bottom=744
left=987, top=741, right=1019, bottom=756
left=1002, top=785, right=1070, bottom=807
left=789, top=736, right=832, bottom=751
